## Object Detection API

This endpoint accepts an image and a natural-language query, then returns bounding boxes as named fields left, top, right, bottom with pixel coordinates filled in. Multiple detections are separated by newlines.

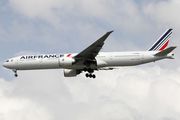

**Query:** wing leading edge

left=74, top=31, right=113, bottom=63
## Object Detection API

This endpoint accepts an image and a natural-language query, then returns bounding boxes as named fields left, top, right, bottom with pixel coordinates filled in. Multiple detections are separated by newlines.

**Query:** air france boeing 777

left=3, top=29, right=177, bottom=78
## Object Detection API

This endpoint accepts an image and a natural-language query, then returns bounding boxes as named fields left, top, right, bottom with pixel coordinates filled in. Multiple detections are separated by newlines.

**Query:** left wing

left=74, top=31, right=113, bottom=66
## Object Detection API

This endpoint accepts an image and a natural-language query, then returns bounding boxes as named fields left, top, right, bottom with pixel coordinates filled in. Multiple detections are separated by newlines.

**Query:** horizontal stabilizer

left=154, top=46, right=177, bottom=56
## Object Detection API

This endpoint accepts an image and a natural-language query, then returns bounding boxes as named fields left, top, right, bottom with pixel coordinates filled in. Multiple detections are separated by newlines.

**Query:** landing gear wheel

left=92, top=74, right=96, bottom=78
left=89, top=74, right=92, bottom=78
left=15, top=74, right=18, bottom=77
left=85, top=73, right=96, bottom=79
left=86, top=73, right=89, bottom=77
left=13, top=69, right=18, bottom=77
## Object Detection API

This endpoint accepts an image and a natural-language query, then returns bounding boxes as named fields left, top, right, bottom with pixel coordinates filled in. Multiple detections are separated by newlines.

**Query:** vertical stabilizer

left=148, top=29, right=173, bottom=51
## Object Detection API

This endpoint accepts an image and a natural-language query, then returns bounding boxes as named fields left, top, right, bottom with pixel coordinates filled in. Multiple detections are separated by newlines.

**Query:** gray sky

left=0, top=0, right=180, bottom=120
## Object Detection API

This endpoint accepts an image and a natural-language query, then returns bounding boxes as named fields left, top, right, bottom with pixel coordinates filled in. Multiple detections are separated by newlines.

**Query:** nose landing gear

left=13, top=69, right=18, bottom=77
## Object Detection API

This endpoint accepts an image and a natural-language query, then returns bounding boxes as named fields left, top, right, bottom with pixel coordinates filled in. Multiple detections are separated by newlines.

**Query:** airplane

left=3, top=28, right=177, bottom=78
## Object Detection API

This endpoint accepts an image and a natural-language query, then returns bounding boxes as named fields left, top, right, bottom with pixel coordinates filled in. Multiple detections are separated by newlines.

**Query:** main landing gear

left=85, top=73, right=96, bottom=78
left=84, top=68, right=96, bottom=79
left=13, top=69, right=18, bottom=77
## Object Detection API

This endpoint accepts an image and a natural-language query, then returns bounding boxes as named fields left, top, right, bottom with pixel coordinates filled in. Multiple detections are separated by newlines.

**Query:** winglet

left=154, top=46, right=177, bottom=56
left=108, top=30, right=114, bottom=34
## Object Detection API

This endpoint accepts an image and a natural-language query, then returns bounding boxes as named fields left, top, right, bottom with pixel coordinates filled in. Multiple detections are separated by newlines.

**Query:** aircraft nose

left=3, top=62, right=6, bottom=67
left=3, top=62, right=9, bottom=68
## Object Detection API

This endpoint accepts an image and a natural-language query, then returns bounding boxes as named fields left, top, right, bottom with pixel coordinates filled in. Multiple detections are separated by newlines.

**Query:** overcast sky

left=0, top=0, right=180, bottom=120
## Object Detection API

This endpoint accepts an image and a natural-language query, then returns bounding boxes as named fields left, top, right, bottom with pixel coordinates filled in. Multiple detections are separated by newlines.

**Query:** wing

left=74, top=31, right=113, bottom=66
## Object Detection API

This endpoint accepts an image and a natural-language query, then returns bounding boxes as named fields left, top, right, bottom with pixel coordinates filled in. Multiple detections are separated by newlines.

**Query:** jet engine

left=60, top=57, right=75, bottom=66
left=63, top=69, right=81, bottom=77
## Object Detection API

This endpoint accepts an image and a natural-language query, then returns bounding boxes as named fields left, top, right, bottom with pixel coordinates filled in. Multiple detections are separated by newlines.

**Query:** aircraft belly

left=107, top=60, right=141, bottom=66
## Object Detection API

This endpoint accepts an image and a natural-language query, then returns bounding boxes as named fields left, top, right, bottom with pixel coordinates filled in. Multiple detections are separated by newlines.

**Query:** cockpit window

left=6, top=60, right=9, bottom=62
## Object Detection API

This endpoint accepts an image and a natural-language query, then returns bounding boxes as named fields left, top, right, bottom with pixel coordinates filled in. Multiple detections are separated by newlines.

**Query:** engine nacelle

left=63, top=69, right=81, bottom=77
left=60, top=57, right=75, bottom=66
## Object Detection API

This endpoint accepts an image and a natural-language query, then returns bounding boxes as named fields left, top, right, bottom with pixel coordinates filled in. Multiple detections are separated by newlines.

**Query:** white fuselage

left=3, top=51, right=173, bottom=70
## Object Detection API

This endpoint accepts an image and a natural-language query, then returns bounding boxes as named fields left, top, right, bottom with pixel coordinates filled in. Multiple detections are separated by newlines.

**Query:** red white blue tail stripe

left=148, top=29, right=173, bottom=51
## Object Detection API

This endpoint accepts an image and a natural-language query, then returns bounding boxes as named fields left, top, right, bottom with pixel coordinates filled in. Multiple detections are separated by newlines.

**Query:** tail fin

left=148, top=28, right=173, bottom=51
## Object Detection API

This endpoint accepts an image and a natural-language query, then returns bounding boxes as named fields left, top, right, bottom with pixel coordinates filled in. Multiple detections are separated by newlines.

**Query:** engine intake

left=63, top=69, right=81, bottom=77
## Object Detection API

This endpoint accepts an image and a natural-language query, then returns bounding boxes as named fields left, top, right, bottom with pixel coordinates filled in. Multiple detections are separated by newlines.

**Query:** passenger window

left=60, top=55, right=64, bottom=57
